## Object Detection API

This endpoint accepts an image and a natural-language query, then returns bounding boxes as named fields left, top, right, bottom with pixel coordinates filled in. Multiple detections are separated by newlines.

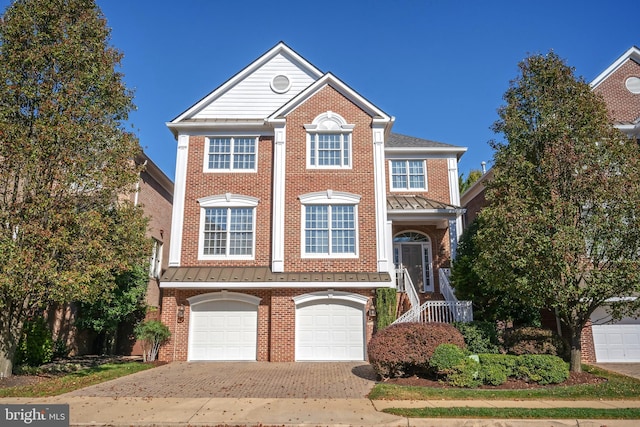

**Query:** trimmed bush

left=16, top=316, right=53, bottom=367
left=478, top=353, right=518, bottom=378
left=375, top=288, right=397, bottom=331
left=447, top=357, right=481, bottom=388
left=368, top=322, right=466, bottom=379
left=429, top=344, right=467, bottom=376
left=515, top=354, right=569, bottom=385
left=503, top=326, right=566, bottom=358
left=479, top=363, right=508, bottom=386
left=454, top=321, right=500, bottom=354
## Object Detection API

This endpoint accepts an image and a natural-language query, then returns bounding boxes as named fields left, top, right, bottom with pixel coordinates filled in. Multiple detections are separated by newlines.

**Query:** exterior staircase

left=392, top=267, right=473, bottom=325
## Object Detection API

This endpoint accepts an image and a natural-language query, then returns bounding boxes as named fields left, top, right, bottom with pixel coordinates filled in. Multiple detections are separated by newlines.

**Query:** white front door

left=295, top=300, right=365, bottom=361
left=189, top=300, right=258, bottom=361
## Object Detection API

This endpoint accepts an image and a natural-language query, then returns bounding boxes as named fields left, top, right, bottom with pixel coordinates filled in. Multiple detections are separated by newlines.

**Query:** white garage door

left=593, top=324, right=640, bottom=362
left=189, top=300, right=257, bottom=361
left=296, top=300, right=364, bottom=361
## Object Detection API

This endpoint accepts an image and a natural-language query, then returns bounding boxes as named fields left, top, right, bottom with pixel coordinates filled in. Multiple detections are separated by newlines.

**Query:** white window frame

left=149, top=238, right=163, bottom=279
left=198, top=193, right=259, bottom=260
left=204, top=136, right=258, bottom=173
left=304, top=111, right=354, bottom=169
left=389, top=159, right=428, bottom=191
left=299, top=190, right=360, bottom=258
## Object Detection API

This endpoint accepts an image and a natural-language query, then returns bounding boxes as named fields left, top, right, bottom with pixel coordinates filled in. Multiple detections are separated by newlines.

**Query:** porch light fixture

left=177, top=305, right=185, bottom=321
left=368, top=306, right=377, bottom=317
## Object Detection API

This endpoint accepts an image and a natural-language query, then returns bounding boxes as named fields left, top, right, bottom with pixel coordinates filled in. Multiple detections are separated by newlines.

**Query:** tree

left=474, top=51, right=640, bottom=372
left=459, top=169, right=483, bottom=194
left=451, top=218, right=540, bottom=325
left=0, top=0, right=149, bottom=376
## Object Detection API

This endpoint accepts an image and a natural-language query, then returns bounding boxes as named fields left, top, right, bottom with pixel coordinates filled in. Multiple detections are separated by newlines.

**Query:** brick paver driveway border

left=65, top=362, right=378, bottom=399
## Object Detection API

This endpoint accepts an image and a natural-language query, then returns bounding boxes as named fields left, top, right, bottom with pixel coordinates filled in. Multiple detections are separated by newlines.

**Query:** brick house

left=159, top=42, right=466, bottom=362
left=460, top=46, right=640, bottom=364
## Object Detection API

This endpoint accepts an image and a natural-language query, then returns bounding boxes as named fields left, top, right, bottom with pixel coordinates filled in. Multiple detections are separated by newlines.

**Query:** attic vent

left=625, top=76, right=640, bottom=94
left=271, top=75, right=291, bottom=93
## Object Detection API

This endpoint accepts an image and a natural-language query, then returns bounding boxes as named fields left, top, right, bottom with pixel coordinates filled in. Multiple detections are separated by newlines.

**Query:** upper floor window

left=300, top=190, right=360, bottom=258
left=305, top=111, right=354, bottom=169
left=390, top=160, right=427, bottom=191
left=206, top=137, right=257, bottom=172
left=198, top=193, right=258, bottom=260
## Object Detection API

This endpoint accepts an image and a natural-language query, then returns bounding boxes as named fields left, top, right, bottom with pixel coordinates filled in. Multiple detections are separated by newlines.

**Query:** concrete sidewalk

left=3, top=396, right=640, bottom=426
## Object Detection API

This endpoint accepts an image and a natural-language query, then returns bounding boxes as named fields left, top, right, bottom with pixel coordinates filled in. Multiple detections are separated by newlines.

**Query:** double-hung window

left=305, top=111, right=354, bottom=169
left=206, top=137, right=257, bottom=172
left=300, top=191, right=360, bottom=258
left=198, top=194, right=258, bottom=260
left=390, top=160, right=427, bottom=191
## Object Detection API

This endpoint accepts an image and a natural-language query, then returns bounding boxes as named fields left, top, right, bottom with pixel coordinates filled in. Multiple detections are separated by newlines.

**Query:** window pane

left=408, top=161, right=425, bottom=188
left=233, top=138, right=256, bottom=170
left=343, top=134, right=350, bottom=166
left=317, top=134, right=341, bottom=166
left=305, top=230, right=328, bottom=253
left=391, top=161, right=407, bottom=189
left=208, top=138, right=231, bottom=169
left=331, top=205, right=355, bottom=253
left=305, top=205, right=329, bottom=253
left=203, top=207, right=254, bottom=256
left=203, top=208, right=227, bottom=255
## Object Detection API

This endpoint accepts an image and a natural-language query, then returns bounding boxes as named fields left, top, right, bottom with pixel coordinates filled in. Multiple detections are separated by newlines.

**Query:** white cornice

left=591, top=46, right=640, bottom=89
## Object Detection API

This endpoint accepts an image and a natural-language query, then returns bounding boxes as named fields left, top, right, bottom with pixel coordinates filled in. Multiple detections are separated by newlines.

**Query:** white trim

left=270, top=74, right=292, bottom=94
left=271, top=120, right=287, bottom=272
left=168, top=134, right=189, bottom=267
left=299, top=190, right=361, bottom=204
left=591, top=46, right=640, bottom=89
left=393, top=231, right=434, bottom=293
left=447, top=157, right=464, bottom=247
left=388, top=159, right=428, bottom=192
left=292, top=290, right=369, bottom=306
left=198, top=195, right=258, bottom=261
left=161, top=280, right=394, bottom=289
left=300, top=203, right=359, bottom=259
left=373, top=126, right=390, bottom=272
left=188, top=291, right=262, bottom=307
left=203, top=136, right=259, bottom=173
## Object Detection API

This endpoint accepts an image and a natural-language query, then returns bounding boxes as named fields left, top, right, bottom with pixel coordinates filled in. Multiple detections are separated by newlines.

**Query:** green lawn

left=369, top=365, right=640, bottom=400
left=0, top=362, right=154, bottom=397
left=384, top=407, right=640, bottom=419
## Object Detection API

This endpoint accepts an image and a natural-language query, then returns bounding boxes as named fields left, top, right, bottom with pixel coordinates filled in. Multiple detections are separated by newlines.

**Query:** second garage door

left=591, top=306, right=640, bottom=362
left=189, top=299, right=258, bottom=361
left=296, top=299, right=365, bottom=361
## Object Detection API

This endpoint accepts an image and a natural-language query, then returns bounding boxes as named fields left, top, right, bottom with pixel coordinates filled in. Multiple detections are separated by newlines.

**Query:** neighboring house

left=159, top=42, right=467, bottom=362
left=581, top=46, right=640, bottom=364
left=459, top=46, right=640, bottom=363
left=48, top=151, right=174, bottom=356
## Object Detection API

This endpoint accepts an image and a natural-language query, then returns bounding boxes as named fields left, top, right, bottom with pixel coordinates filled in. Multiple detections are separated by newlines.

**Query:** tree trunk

left=0, top=309, right=24, bottom=378
left=569, top=330, right=583, bottom=373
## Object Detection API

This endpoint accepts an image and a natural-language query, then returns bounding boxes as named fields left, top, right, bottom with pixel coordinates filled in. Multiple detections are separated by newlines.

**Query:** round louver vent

left=625, top=76, right=640, bottom=94
left=271, top=75, right=291, bottom=93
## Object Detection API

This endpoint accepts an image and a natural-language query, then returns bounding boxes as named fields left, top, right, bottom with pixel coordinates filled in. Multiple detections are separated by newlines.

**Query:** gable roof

left=591, top=46, right=640, bottom=89
left=168, top=42, right=324, bottom=134
left=267, top=72, right=393, bottom=124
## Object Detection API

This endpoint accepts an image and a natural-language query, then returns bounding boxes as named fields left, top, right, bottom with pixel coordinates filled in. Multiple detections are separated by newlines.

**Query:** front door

left=394, top=242, right=433, bottom=293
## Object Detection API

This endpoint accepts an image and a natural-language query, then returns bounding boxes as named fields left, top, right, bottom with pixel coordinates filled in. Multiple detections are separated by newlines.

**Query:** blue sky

left=1, top=0, right=638, bottom=182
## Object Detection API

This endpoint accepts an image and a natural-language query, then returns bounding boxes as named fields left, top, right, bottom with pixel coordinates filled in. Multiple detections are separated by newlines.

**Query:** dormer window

left=305, top=112, right=354, bottom=169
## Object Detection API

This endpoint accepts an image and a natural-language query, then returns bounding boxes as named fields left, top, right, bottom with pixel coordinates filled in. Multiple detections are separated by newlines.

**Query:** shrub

left=447, top=357, right=481, bottom=388
left=15, top=316, right=53, bottom=367
left=368, top=322, right=466, bottom=379
left=515, top=354, right=569, bottom=385
left=375, top=288, right=397, bottom=331
left=454, top=321, right=500, bottom=354
left=429, top=344, right=467, bottom=376
left=135, top=320, right=171, bottom=362
left=503, top=326, right=566, bottom=358
left=479, top=363, right=508, bottom=386
left=478, top=353, right=518, bottom=378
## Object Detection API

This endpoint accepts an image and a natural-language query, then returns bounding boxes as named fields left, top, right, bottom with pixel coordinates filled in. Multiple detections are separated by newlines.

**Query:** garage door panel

left=296, top=300, right=364, bottom=361
left=189, top=300, right=258, bottom=361
left=593, top=324, right=640, bottom=362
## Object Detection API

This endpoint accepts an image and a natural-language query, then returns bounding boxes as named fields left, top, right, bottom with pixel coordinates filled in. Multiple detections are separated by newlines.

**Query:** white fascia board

left=160, top=280, right=395, bottom=289
left=170, top=43, right=324, bottom=125
left=385, top=147, right=468, bottom=159
left=268, top=73, right=392, bottom=122
left=591, top=46, right=640, bottom=89
left=167, top=120, right=272, bottom=138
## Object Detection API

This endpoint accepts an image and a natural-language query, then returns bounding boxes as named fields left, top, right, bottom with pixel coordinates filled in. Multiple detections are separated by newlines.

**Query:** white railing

left=393, top=300, right=474, bottom=324
left=396, top=267, right=420, bottom=310
left=439, top=268, right=458, bottom=303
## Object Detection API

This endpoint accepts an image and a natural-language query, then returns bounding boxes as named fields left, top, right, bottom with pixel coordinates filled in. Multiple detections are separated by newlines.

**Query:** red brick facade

left=593, top=59, right=640, bottom=123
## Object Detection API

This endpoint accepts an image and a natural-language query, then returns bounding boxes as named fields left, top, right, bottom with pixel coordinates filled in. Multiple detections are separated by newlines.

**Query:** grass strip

left=369, top=365, right=640, bottom=400
left=383, top=407, right=640, bottom=419
left=0, top=362, right=154, bottom=397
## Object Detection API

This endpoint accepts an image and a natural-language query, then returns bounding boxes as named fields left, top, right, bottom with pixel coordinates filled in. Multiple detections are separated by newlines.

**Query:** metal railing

left=439, top=268, right=458, bottom=303
left=395, top=267, right=420, bottom=310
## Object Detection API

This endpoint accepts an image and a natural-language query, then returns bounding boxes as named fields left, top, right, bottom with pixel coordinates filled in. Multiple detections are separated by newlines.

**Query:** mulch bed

left=385, top=371, right=607, bottom=389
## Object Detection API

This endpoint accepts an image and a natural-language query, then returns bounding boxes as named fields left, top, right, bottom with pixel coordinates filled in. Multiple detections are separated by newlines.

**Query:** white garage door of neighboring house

left=295, top=295, right=366, bottom=361
left=591, top=307, right=640, bottom=362
left=188, top=293, right=260, bottom=361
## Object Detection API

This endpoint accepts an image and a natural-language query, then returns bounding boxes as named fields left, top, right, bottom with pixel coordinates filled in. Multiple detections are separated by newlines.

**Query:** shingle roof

left=386, top=133, right=462, bottom=149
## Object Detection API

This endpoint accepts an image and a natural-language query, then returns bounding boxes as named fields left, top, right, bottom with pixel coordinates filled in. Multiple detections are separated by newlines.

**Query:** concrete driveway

left=64, top=361, right=378, bottom=399
left=595, top=363, right=640, bottom=380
